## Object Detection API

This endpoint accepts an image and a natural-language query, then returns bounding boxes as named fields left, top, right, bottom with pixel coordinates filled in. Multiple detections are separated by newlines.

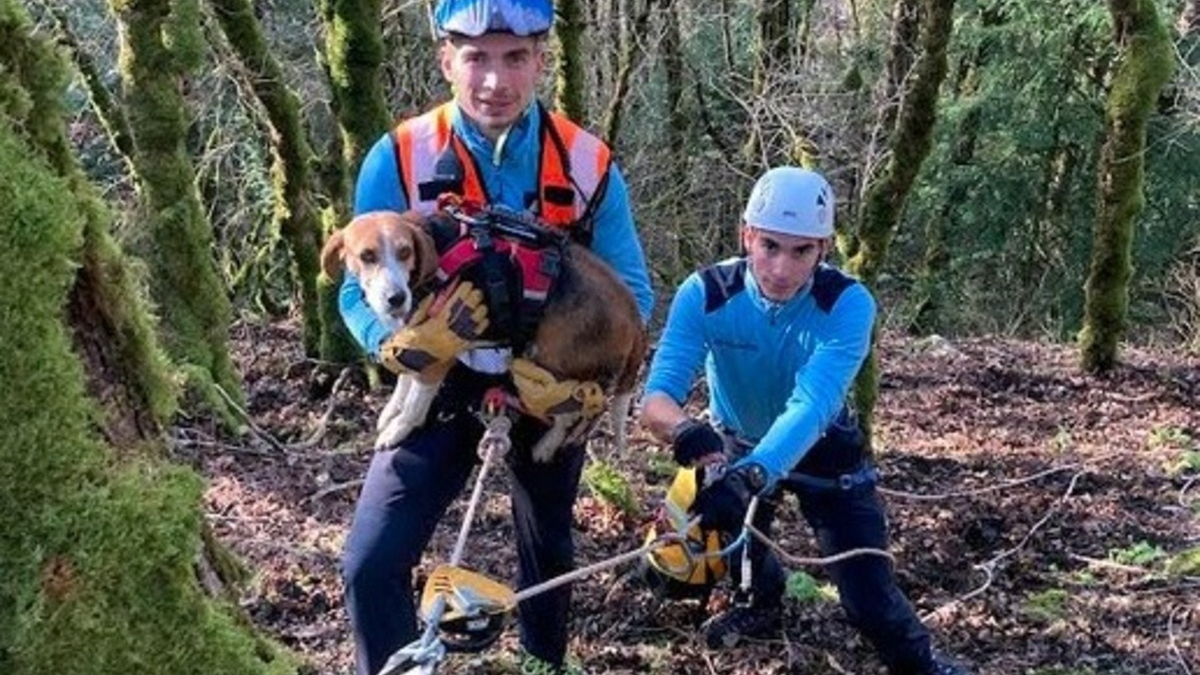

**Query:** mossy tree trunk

left=662, top=0, right=686, bottom=187
left=838, top=0, right=921, bottom=263
left=43, top=5, right=137, bottom=166
left=742, top=0, right=792, bottom=167
left=109, top=0, right=242, bottom=403
left=3, top=0, right=176, bottom=448
left=846, top=0, right=955, bottom=442
left=796, top=0, right=818, bottom=60
left=318, top=0, right=389, bottom=190
left=206, top=0, right=324, bottom=357
left=0, top=4, right=293, bottom=673
left=554, top=0, right=587, bottom=123
left=1079, top=0, right=1174, bottom=372
left=316, top=0, right=389, bottom=364
left=599, top=0, right=652, bottom=145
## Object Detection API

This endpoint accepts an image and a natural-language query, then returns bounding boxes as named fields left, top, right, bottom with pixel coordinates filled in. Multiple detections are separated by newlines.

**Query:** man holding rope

left=640, top=167, right=968, bottom=674
left=336, top=1, right=653, bottom=674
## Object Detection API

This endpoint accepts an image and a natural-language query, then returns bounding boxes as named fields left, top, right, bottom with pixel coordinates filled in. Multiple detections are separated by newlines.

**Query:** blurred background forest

left=29, top=0, right=1200, bottom=347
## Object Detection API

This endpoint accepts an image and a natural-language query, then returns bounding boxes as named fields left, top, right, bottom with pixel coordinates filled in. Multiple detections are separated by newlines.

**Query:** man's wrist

left=736, top=462, right=769, bottom=494
left=669, top=417, right=703, bottom=444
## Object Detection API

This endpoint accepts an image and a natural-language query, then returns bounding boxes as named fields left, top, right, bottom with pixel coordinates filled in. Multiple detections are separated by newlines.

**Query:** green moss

left=1080, top=0, right=1175, bottom=371
left=1166, top=547, right=1200, bottom=577
left=0, top=96, right=294, bottom=675
left=111, top=0, right=242, bottom=401
left=165, top=0, right=204, bottom=70
left=553, top=0, right=585, bottom=122
left=583, top=459, right=640, bottom=518
left=318, top=0, right=390, bottom=174
left=1022, top=588, right=1070, bottom=622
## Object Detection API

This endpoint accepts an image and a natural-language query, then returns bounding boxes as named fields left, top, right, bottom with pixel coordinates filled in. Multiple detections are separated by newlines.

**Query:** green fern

left=583, top=459, right=640, bottom=518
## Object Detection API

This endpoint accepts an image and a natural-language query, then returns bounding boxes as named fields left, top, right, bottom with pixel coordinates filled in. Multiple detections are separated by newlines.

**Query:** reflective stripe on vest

left=391, top=102, right=611, bottom=229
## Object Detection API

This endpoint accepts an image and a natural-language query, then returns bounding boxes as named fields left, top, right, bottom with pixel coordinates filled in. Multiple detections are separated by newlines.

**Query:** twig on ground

left=1168, top=605, right=1195, bottom=675
left=1067, top=553, right=1155, bottom=576
left=292, top=366, right=355, bottom=450
left=214, top=383, right=291, bottom=455
left=824, top=652, right=853, bottom=674
left=1180, top=474, right=1198, bottom=507
left=879, top=462, right=1080, bottom=501
left=1105, top=390, right=1158, bottom=404
left=921, top=468, right=1086, bottom=622
left=173, top=435, right=274, bottom=456
left=307, top=478, right=365, bottom=503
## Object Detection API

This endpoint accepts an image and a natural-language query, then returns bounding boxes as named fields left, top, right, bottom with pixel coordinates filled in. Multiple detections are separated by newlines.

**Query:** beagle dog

left=320, top=211, right=441, bottom=450
left=321, top=210, right=646, bottom=459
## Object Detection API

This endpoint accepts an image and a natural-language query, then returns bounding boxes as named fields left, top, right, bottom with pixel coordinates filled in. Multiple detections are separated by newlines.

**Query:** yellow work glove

left=380, top=281, right=489, bottom=374
left=510, top=358, right=606, bottom=421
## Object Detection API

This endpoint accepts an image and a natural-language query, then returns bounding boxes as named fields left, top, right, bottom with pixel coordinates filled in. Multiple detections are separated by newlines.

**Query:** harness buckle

left=539, top=246, right=561, bottom=278
left=481, top=387, right=509, bottom=420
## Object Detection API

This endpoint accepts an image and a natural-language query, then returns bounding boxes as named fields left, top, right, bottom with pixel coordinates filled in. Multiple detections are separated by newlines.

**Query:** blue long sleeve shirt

left=644, top=258, right=876, bottom=484
left=339, top=102, right=655, bottom=357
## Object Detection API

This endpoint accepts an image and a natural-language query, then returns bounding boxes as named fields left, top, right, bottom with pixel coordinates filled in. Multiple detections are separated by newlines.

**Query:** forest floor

left=179, top=318, right=1200, bottom=675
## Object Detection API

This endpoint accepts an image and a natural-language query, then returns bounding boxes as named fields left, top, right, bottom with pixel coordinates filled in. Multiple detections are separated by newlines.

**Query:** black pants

left=341, top=366, right=585, bottom=675
left=732, top=417, right=936, bottom=675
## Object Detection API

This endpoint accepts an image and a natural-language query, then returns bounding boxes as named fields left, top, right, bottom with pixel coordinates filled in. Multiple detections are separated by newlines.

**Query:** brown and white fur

left=321, top=210, right=646, bottom=459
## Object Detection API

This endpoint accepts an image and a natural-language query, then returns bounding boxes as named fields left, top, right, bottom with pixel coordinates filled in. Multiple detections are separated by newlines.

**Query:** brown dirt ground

left=179, top=319, right=1200, bottom=675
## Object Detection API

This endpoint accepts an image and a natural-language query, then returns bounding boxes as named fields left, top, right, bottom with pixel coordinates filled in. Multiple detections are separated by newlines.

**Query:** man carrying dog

left=336, top=2, right=654, bottom=674
left=639, top=167, right=969, bottom=674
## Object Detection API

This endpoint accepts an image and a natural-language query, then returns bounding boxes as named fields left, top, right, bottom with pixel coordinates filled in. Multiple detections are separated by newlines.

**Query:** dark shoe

left=701, top=602, right=783, bottom=649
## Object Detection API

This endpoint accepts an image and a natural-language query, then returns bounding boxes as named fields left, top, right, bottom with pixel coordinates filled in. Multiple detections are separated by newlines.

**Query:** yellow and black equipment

left=641, top=467, right=729, bottom=599
left=418, top=564, right=516, bottom=653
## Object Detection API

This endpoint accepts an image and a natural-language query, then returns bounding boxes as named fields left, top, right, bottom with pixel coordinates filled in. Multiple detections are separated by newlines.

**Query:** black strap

left=781, top=465, right=879, bottom=492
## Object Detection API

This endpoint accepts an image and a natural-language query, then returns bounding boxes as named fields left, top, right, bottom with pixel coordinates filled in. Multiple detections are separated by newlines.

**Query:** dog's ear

left=401, top=212, right=440, bottom=285
left=320, top=229, right=345, bottom=279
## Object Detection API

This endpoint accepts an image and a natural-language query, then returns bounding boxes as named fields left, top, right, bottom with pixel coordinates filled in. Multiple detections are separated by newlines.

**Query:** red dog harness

left=429, top=197, right=568, bottom=351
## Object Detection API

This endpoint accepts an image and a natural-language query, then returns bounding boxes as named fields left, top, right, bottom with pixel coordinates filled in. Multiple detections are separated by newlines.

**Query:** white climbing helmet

left=742, top=167, right=835, bottom=238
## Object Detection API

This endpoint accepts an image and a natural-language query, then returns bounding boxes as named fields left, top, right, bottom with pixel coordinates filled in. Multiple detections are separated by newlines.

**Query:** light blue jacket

left=339, top=102, right=655, bottom=357
left=644, top=258, right=875, bottom=484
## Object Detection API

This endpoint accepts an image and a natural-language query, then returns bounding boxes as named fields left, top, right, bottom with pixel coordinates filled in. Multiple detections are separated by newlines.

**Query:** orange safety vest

left=391, top=102, right=612, bottom=239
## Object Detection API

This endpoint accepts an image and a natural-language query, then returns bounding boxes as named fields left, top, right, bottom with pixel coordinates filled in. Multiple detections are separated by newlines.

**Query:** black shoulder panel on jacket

left=811, top=266, right=857, bottom=314
left=700, top=260, right=748, bottom=314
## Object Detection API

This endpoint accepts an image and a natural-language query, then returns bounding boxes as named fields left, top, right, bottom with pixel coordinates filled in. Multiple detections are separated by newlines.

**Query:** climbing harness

left=432, top=195, right=571, bottom=354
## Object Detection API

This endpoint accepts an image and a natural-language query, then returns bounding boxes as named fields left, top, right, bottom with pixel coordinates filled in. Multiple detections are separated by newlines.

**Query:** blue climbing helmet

left=433, top=0, right=555, bottom=38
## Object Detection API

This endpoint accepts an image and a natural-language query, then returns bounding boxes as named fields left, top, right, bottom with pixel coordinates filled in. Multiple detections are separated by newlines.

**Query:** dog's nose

left=387, top=290, right=408, bottom=310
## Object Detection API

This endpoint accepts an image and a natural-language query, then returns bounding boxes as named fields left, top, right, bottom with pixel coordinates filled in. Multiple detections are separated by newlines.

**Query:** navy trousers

left=341, top=365, right=586, bottom=675
left=731, top=417, right=936, bottom=674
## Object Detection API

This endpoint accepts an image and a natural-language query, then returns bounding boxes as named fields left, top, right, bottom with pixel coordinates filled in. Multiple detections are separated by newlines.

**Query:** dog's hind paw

left=375, top=419, right=416, bottom=450
left=530, top=417, right=575, bottom=462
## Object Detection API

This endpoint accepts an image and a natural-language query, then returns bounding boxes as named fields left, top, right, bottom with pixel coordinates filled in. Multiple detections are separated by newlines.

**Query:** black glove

left=692, top=465, right=762, bottom=534
left=671, top=418, right=725, bottom=466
